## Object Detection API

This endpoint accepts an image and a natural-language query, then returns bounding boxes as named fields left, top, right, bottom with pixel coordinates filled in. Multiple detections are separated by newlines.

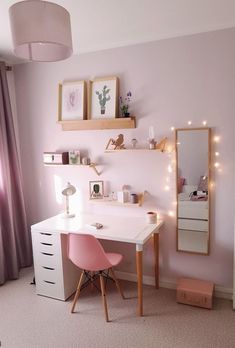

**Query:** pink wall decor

left=13, top=28, right=235, bottom=292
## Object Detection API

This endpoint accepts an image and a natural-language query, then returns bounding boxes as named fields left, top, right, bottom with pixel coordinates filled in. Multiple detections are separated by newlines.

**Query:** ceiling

left=1, top=0, right=235, bottom=64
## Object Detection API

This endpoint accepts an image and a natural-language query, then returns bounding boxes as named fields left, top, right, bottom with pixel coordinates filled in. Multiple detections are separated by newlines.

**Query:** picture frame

left=58, top=80, right=86, bottom=121
left=69, top=150, right=80, bottom=165
left=89, top=180, right=104, bottom=199
left=88, top=77, right=118, bottom=119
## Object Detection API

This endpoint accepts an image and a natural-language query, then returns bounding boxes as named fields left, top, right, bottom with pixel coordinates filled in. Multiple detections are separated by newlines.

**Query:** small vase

left=124, top=112, right=130, bottom=117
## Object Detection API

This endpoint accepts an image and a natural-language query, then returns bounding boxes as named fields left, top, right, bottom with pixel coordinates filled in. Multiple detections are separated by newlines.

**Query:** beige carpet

left=0, top=267, right=235, bottom=348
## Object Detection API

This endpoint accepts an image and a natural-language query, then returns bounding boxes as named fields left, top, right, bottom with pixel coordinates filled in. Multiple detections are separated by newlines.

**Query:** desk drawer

left=35, top=276, right=65, bottom=300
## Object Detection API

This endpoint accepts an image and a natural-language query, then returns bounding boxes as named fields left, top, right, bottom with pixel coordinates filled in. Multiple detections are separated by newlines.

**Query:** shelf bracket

left=89, top=163, right=101, bottom=176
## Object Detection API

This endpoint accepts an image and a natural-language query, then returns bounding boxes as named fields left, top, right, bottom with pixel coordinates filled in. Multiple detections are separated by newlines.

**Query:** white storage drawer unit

left=31, top=229, right=80, bottom=301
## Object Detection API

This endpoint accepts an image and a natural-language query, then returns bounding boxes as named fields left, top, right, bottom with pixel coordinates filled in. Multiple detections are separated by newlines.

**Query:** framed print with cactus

left=58, top=80, right=86, bottom=121
left=89, top=180, right=104, bottom=199
left=88, top=77, right=118, bottom=119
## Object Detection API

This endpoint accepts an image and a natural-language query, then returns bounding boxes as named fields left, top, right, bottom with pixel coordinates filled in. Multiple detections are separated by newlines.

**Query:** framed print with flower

left=89, top=181, right=104, bottom=199
left=88, top=77, right=118, bottom=119
left=58, top=80, right=86, bottom=121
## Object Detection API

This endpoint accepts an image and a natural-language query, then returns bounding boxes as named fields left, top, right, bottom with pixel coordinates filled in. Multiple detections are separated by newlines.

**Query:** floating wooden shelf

left=44, top=163, right=101, bottom=176
left=105, top=148, right=165, bottom=153
left=57, top=117, right=136, bottom=131
left=89, top=192, right=146, bottom=207
left=89, top=199, right=141, bottom=207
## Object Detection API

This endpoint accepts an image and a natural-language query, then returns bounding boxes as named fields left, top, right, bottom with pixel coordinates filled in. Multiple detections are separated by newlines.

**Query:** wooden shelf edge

left=89, top=199, right=141, bottom=207
left=105, top=148, right=165, bottom=153
left=57, top=117, right=136, bottom=131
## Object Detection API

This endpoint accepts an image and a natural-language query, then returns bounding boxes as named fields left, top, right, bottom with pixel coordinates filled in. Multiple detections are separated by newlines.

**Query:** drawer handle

left=42, top=266, right=55, bottom=271
left=41, top=252, right=54, bottom=256
left=44, top=280, right=55, bottom=285
left=40, top=232, right=52, bottom=236
left=40, top=242, right=53, bottom=246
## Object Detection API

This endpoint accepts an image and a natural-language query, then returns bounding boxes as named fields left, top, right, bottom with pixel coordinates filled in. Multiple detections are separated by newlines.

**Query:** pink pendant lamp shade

left=9, top=0, right=73, bottom=62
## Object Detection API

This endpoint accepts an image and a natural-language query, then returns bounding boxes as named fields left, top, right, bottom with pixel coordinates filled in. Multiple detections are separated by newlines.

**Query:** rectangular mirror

left=175, top=128, right=211, bottom=254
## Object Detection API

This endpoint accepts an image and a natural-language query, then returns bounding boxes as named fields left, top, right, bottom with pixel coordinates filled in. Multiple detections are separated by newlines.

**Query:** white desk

left=31, top=213, right=163, bottom=316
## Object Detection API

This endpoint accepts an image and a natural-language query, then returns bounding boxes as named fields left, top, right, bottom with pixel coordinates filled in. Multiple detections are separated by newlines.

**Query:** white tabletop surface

left=31, top=213, right=163, bottom=245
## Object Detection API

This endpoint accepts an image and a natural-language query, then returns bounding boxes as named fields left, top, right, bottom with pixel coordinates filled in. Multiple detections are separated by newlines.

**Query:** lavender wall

left=13, top=28, right=235, bottom=291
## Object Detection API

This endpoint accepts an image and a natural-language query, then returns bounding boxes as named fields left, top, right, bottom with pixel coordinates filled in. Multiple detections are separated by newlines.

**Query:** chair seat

left=106, top=252, right=123, bottom=267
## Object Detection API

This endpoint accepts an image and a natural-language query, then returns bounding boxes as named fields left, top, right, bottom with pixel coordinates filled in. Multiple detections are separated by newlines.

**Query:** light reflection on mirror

left=176, top=128, right=211, bottom=254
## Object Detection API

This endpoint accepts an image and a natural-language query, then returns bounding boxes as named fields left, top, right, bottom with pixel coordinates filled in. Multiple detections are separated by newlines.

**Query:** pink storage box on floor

left=176, top=278, right=214, bottom=309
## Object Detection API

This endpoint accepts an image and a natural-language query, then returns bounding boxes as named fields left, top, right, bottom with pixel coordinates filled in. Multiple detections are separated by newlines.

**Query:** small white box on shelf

left=69, top=150, right=80, bottom=165
left=43, top=152, right=69, bottom=165
left=117, top=191, right=129, bottom=203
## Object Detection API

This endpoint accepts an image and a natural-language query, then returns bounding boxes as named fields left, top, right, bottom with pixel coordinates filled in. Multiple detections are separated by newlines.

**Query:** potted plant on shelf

left=120, top=91, right=132, bottom=117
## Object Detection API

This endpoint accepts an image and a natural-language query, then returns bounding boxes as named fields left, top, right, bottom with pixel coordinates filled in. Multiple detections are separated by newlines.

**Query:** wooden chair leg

left=110, top=268, right=125, bottom=299
left=71, top=270, right=84, bottom=313
left=100, top=274, right=109, bottom=322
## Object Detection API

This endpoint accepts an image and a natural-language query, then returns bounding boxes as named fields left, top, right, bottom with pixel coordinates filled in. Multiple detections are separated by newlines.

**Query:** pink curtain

left=0, top=62, right=32, bottom=285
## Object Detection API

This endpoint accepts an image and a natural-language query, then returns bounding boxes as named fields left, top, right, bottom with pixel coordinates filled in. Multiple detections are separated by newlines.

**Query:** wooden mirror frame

left=175, top=127, right=211, bottom=255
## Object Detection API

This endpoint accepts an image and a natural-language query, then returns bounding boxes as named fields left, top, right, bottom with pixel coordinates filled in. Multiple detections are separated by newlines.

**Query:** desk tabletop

left=31, top=213, right=163, bottom=245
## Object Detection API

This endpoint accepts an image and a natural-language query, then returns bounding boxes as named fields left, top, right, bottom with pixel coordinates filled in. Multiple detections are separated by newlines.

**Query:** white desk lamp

left=62, top=182, right=76, bottom=218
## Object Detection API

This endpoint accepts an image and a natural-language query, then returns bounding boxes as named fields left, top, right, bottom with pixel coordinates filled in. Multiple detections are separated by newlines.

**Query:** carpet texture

left=0, top=267, right=235, bottom=348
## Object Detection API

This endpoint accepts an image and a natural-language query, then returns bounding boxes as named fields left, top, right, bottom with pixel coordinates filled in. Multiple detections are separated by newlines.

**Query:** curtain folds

left=0, top=61, right=32, bottom=285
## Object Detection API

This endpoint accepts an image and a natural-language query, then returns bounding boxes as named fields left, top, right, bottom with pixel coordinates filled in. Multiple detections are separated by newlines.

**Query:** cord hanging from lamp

left=9, top=0, right=73, bottom=62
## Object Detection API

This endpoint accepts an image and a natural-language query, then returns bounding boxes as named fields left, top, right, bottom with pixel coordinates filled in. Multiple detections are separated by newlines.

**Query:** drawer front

left=178, top=219, right=208, bottom=232
left=32, top=231, right=60, bottom=253
left=35, top=276, right=65, bottom=300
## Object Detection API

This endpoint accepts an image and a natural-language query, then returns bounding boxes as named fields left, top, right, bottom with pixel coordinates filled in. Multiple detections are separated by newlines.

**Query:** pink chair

left=67, top=233, right=124, bottom=322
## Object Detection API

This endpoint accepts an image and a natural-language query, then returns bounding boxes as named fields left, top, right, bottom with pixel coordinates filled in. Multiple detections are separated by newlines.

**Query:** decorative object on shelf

left=43, top=152, right=69, bottom=165
left=69, top=150, right=80, bottom=165
left=131, top=138, right=138, bottom=148
left=130, top=193, right=138, bottom=204
left=58, top=81, right=86, bottom=121
left=155, top=137, right=167, bottom=152
left=61, top=182, right=76, bottom=218
left=9, top=0, right=72, bottom=62
left=117, top=185, right=130, bottom=203
left=81, top=157, right=91, bottom=165
left=105, top=134, right=125, bottom=150
left=89, top=180, right=104, bottom=199
left=146, top=211, right=157, bottom=224
left=148, top=126, right=156, bottom=149
left=88, top=77, right=118, bottom=119
left=120, top=91, right=132, bottom=117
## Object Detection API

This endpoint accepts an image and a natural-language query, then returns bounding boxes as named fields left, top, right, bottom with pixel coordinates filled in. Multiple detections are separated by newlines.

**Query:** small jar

left=130, top=193, right=138, bottom=204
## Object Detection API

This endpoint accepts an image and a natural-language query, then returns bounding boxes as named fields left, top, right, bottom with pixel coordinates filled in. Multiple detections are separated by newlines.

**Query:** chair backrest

left=67, top=233, right=112, bottom=271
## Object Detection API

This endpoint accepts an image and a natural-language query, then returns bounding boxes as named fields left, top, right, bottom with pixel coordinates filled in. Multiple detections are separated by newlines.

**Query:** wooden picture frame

left=88, top=77, right=118, bottom=119
left=89, top=180, right=104, bottom=199
left=58, top=80, right=86, bottom=121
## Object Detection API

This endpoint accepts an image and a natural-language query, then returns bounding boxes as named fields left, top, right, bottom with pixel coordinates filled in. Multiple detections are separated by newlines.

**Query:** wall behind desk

left=13, top=28, right=235, bottom=291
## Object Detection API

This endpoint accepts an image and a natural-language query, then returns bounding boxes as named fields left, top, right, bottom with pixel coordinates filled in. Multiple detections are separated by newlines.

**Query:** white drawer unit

left=31, top=229, right=80, bottom=301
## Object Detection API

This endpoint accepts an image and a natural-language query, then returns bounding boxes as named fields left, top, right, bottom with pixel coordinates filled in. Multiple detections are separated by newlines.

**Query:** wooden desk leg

left=153, top=233, right=159, bottom=289
left=136, top=245, right=143, bottom=316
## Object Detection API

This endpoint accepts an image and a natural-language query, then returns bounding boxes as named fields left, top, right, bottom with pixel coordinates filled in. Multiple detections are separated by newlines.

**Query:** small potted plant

left=120, top=91, right=132, bottom=117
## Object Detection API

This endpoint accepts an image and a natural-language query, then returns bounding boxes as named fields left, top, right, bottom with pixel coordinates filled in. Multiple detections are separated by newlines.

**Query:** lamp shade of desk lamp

left=9, top=0, right=73, bottom=62
left=62, top=182, right=76, bottom=218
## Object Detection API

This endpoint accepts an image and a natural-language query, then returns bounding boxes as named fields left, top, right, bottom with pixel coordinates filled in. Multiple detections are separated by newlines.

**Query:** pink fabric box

left=176, top=278, right=214, bottom=309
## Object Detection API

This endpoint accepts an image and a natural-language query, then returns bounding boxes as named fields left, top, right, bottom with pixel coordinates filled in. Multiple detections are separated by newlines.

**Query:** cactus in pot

left=96, top=85, right=111, bottom=115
